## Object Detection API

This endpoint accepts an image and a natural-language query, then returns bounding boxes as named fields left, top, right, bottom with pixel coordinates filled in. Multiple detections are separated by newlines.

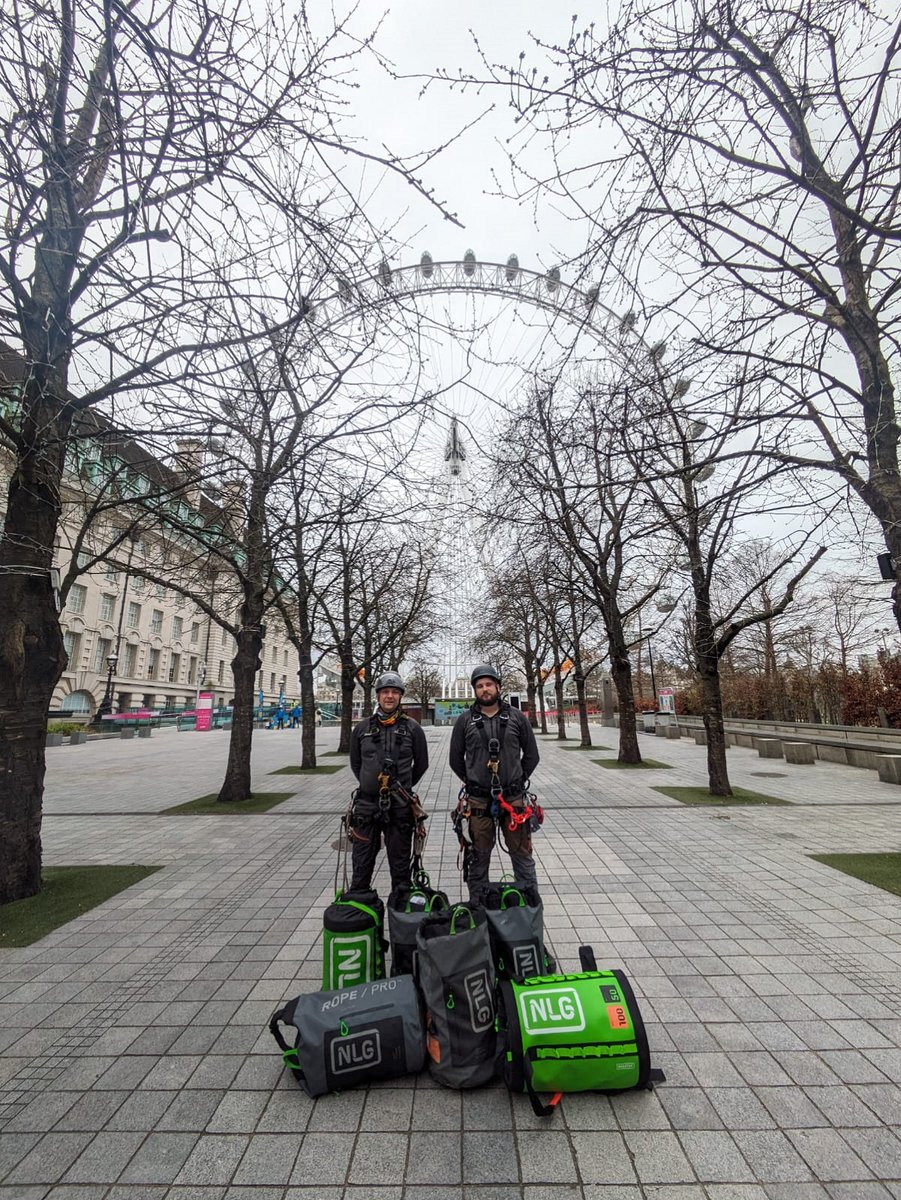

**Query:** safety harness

left=338, top=712, right=429, bottom=890
left=451, top=704, right=545, bottom=885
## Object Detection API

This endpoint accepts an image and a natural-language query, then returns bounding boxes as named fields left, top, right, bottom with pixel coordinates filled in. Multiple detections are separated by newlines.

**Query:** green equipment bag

left=269, top=974, right=426, bottom=1097
left=482, top=882, right=554, bottom=980
left=415, top=903, right=498, bottom=1089
left=322, top=889, right=386, bottom=991
left=499, top=946, right=665, bottom=1116
left=387, top=880, right=450, bottom=976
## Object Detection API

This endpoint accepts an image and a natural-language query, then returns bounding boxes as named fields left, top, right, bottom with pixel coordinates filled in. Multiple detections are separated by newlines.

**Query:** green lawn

left=161, top=792, right=293, bottom=814
left=323, top=750, right=349, bottom=757
left=811, top=852, right=901, bottom=898
left=0, top=865, right=162, bottom=948
left=594, top=757, right=672, bottom=770
left=561, top=744, right=613, bottom=752
left=269, top=764, right=345, bottom=775
left=654, top=785, right=789, bottom=805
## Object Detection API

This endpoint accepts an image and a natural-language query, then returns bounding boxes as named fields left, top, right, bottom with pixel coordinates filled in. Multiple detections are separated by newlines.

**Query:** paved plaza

left=2, top=723, right=901, bottom=1199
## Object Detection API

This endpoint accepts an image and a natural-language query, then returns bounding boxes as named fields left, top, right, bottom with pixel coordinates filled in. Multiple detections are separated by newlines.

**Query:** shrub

left=47, top=721, right=87, bottom=735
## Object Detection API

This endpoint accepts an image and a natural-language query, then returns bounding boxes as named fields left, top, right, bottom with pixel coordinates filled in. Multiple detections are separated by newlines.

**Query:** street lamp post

left=97, top=652, right=119, bottom=724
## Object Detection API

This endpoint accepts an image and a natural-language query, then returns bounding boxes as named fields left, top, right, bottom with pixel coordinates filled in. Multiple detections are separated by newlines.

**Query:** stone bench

left=69, top=731, right=87, bottom=745
left=784, top=741, right=815, bottom=765
left=755, top=737, right=783, bottom=759
left=120, top=728, right=136, bottom=740
left=665, top=725, right=681, bottom=739
left=876, top=755, right=901, bottom=785
left=693, top=729, right=708, bottom=746
left=137, top=727, right=152, bottom=739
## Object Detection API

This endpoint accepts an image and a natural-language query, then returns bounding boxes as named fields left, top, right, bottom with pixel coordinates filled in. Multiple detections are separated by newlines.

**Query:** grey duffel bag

left=415, top=903, right=497, bottom=1089
left=482, top=882, right=552, bottom=980
left=269, top=974, right=425, bottom=1097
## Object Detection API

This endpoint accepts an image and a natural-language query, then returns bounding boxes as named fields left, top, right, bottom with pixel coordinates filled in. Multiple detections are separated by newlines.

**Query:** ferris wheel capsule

left=420, top=251, right=434, bottom=278
left=506, top=254, right=520, bottom=282
left=545, top=265, right=561, bottom=292
left=379, top=258, right=393, bottom=289
left=463, top=249, right=476, bottom=276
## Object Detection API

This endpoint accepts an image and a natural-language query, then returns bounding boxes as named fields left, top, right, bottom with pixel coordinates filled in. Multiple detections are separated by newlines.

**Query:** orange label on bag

left=607, top=1004, right=631, bottom=1030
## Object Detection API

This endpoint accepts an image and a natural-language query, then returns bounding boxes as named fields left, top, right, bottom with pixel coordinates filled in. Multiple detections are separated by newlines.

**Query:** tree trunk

left=218, top=621, right=262, bottom=802
left=695, top=594, right=732, bottom=797
left=299, top=644, right=316, bottom=770
left=538, top=680, right=548, bottom=734
left=574, top=671, right=592, bottom=748
left=338, top=649, right=355, bottom=753
left=606, top=612, right=640, bottom=763
left=554, top=664, right=566, bottom=739
left=0, top=414, right=69, bottom=901
left=525, top=672, right=538, bottom=728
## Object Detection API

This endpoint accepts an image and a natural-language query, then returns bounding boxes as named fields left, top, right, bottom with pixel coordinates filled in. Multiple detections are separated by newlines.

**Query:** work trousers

left=467, top=799, right=538, bottom=906
left=350, top=794, right=414, bottom=892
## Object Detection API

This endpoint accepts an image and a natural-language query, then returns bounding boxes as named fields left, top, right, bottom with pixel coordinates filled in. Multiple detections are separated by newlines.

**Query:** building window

left=105, top=565, right=118, bottom=584
left=270, top=672, right=275, bottom=692
left=127, top=602, right=141, bottom=628
left=283, top=650, right=288, bottom=667
left=155, top=584, right=166, bottom=599
left=190, top=622, right=199, bottom=644
left=172, top=615, right=183, bottom=640
left=221, top=625, right=228, bottom=648
left=93, top=637, right=112, bottom=673
left=150, top=609, right=163, bottom=635
left=67, top=584, right=87, bottom=614
left=188, top=657, right=197, bottom=685
left=169, top=653, right=181, bottom=683
left=147, top=648, right=160, bottom=679
left=76, top=550, right=91, bottom=569
left=62, top=630, right=80, bottom=668
left=217, top=660, right=224, bottom=683
left=123, top=644, right=138, bottom=676
left=98, top=593, right=114, bottom=622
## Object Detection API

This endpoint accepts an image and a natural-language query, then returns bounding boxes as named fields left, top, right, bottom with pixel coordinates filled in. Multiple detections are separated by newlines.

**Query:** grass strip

left=0, top=865, right=162, bottom=948
left=269, top=764, right=345, bottom=775
left=810, top=852, right=901, bottom=899
left=654, top=785, right=789, bottom=806
left=323, top=750, right=349, bottom=757
left=594, top=757, right=672, bottom=770
left=561, top=744, right=613, bottom=752
left=162, top=792, right=293, bottom=815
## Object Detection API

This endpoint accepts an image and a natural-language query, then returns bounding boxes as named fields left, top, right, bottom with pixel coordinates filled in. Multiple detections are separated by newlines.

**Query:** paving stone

left=410, top=1087, right=463, bottom=1131
left=53, top=1090, right=129, bottom=1131
left=304, top=1091, right=365, bottom=1132
left=405, top=1132, right=461, bottom=1185
left=624, top=1130, right=695, bottom=1184
left=463, top=1132, right=520, bottom=1184
left=103, top=1089, right=175, bottom=1131
left=230, top=1133, right=299, bottom=1185
left=174, top=1135, right=249, bottom=1186
left=658, top=1087, right=724, bottom=1131
left=205, top=1090, right=269, bottom=1133
left=117, top=1132, right=200, bottom=1184
left=155, top=1090, right=224, bottom=1131
left=288, top=1132, right=353, bottom=1186
left=732, top=1131, right=814, bottom=1182
left=570, top=1133, right=637, bottom=1185
left=515, top=1131, right=578, bottom=1185
left=360, top=1087, right=414, bottom=1131
left=839, top=1127, right=901, bottom=1178
left=679, top=1131, right=756, bottom=1182
left=2, top=1133, right=94, bottom=1185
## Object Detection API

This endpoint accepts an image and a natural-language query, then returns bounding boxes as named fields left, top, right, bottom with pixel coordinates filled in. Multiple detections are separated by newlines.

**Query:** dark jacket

left=449, top=703, right=539, bottom=796
left=350, top=712, right=429, bottom=797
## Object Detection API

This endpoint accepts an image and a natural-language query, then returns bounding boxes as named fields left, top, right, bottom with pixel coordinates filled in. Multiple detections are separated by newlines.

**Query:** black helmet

left=374, top=671, right=405, bottom=694
left=470, top=663, right=501, bottom=688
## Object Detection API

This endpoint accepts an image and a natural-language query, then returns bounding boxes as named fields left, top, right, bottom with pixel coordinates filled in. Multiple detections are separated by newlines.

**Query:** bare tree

left=486, top=0, right=901, bottom=631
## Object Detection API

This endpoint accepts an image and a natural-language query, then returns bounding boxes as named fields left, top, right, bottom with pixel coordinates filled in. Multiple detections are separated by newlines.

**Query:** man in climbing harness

left=348, top=672, right=430, bottom=891
left=449, top=664, right=541, bottom=905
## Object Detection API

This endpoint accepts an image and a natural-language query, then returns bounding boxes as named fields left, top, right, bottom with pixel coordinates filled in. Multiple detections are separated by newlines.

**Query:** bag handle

left=427, top=892, right=450, bottom=913
left=501, top=887, right=525, bottom=909
left=523, top=1058, right=564, bottom=1118
left=450, top=904, right=475, bottom=934
left=339, top=898, right=382, bottom=925
left=269, top=1005, right=306, bottom=1087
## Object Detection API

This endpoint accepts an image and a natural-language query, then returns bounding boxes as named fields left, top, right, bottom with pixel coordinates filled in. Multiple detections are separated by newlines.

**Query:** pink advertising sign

left=195, top=692, right=214, bottom=731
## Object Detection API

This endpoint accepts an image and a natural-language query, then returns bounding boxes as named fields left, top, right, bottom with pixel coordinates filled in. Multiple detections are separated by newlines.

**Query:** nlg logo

left=330, top=934, right=371, bottom=988
left=520, top=986, right=586, bottom=1035
left=463, top=969, right=494, bottom=1032
left=512, top=944, right=541, bottom=979
left=329, top=1028, right=381, bottom=1075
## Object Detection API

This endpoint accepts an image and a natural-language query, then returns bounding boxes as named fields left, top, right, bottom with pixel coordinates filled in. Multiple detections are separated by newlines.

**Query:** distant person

left=349, top=673, right=429, bottom=891
left=275, top=705, right=287, bottom=731
left=450, top=664, right=541, bottom=905
left=315, top=706, right=322, bottom=727
left=291, top=703, right=302, bottom=729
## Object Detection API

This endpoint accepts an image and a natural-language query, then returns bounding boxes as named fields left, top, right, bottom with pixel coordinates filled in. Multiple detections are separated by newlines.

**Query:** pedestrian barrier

left=783, top=741, right=815, bottom=765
